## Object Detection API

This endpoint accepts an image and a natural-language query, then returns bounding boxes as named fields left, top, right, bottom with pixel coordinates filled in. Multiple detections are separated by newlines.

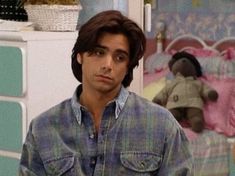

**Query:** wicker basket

left=25, top=4, right=82, bottom=31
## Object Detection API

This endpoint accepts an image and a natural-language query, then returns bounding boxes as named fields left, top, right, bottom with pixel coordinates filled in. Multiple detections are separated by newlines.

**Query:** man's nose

left=103, top=54, right=113, bottom=67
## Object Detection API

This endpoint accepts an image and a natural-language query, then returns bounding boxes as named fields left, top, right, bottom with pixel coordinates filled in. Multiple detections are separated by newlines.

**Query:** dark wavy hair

left=71, top=10, right=146, bottom=88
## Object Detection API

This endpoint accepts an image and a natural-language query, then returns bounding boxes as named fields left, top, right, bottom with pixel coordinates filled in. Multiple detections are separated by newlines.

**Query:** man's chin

left=95, top=84, right=120, bottom=94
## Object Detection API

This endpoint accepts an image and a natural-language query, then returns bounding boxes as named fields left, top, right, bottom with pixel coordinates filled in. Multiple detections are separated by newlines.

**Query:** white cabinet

left=0, top=31, right=79, bottom=126
left=0, top=31, right=78, bottom=175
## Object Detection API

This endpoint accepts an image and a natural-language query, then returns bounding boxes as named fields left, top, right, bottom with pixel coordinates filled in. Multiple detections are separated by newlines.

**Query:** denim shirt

left=19, top=85, right=193, bottom=176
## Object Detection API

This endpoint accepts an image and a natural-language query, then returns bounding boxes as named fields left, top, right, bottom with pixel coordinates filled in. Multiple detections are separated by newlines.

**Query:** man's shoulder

left=31, top=98, right=72, bottom=128
left=127, top=92, right=183, bottom=133
left=128, top=92, right=165, bottom=109
left=127, top=92, right=173, bottom=117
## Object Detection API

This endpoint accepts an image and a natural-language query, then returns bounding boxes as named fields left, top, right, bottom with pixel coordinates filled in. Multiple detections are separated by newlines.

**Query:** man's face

left=77, top=32, right=130, bottom=94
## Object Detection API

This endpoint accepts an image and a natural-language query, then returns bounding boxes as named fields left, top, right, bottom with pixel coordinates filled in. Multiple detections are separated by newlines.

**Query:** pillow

left=182, top=48, right=235, bottom=77
left=170, top=48, right=235, bottom=77
left=143, top=77, right=166, bottom=101
left=172, top=48, right=224, bottom=76
left=170, top=48, right=218, bottom=57
left=219, top=48, right=235, bottom=77
left=144, top=53, right=170, bottom=73
left=222, top=47, right=235, bottom=60
left=201, top=76, right=235, bottom=136
left=144, top=48, right=223, bottom=75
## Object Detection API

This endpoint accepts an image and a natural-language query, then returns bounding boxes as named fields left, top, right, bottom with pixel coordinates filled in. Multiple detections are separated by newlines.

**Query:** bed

left=143, top=34, right=235, bottom=176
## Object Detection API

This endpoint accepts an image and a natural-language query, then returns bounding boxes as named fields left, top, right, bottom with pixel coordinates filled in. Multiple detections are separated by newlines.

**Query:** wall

left=146, top=0, right=235, bottom=41
left=78, top=0, right=128, bottom=27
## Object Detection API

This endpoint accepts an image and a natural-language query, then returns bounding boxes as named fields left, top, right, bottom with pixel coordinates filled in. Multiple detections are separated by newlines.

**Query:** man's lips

left=96, top=75, right=112, bottom=81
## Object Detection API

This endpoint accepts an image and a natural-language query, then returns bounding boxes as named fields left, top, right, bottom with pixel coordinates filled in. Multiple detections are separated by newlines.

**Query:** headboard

left=165, top=34, right=235, bottom=54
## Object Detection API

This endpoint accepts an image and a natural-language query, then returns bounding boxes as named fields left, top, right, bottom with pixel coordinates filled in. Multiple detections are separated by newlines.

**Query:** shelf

left=0, top=31, right=78, bottom=42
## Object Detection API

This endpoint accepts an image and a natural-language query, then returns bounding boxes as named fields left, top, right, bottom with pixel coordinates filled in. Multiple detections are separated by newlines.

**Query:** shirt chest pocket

left=44, top=155, right=78, bottom=176
left=120, top=151, right=162, bottom=173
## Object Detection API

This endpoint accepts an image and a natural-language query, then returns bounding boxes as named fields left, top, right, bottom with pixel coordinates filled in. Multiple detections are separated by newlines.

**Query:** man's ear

left=76, top=53, right=82, bottom=64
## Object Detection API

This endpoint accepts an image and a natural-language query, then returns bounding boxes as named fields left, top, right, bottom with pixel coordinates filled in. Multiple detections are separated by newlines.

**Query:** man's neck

left=79, top=85, right=121, bottom=132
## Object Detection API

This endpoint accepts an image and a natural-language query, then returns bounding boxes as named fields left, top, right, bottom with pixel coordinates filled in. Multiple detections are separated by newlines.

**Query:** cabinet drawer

left=0, top=46, right=25, bottom=97
left=0, top=100, right=24, bottom=152
left=0, top=156, right=19, bottom=176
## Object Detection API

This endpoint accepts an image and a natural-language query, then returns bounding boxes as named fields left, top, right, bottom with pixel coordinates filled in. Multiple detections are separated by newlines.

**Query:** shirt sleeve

left=19, top=121, right=47, bottom=176
left=157, top=119, right=194, bottom=176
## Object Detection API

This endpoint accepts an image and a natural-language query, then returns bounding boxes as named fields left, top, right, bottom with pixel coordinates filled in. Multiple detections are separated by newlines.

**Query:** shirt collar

left=71, top=84, right=129, bottom=125
left=114, top=86, right=129, bottom=119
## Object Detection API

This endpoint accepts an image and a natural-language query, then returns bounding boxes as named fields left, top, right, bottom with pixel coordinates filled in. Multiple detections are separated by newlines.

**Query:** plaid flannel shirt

left=19, top=85, right=193, bottom=176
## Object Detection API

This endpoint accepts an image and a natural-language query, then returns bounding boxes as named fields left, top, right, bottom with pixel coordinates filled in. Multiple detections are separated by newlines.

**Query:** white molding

left=128, top=0, right=144, bottom=28
left=0, top=31, right=77, bottom=41
left=0, top=150, right=21, bottom=159
left=127, top=0, right=144, bottom=95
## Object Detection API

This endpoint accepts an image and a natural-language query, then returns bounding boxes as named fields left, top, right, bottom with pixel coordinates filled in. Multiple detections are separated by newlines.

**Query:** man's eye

left=94, top=49, right=105, bottom=56
left=116, top=54, right=128, bottom=62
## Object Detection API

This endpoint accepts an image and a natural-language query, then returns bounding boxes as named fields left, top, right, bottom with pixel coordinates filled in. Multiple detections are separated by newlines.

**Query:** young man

left=19, top=10, right=193, bottom=175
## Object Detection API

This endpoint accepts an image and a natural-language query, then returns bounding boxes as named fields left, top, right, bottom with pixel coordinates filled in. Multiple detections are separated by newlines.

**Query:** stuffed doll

left=152, top=51, right=219, bottom=132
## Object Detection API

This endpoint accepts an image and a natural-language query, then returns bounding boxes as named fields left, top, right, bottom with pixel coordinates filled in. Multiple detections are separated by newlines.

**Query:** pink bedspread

left=144, top=49, right=235, bottom=137
left=201, top=75, right=235, bottom=137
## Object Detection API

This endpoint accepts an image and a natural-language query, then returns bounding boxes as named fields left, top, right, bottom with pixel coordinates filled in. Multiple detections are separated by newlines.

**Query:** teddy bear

left=152, top=51, right=219, bottom=132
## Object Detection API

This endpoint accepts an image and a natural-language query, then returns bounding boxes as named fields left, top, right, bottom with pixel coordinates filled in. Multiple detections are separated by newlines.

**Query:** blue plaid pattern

left=19, top=85, right=193, bottom=175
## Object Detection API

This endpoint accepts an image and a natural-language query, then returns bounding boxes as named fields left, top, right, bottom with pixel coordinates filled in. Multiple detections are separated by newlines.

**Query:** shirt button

left=101, top=130, right=105, bottom=135
left=173, top=95, right=179, bottom=102
left=99, top=154, right=104, bottom=162
left=90, top=157, right=96, bottom=168
left=99, top=139, right=104, bottom=144
left=140, top=161, right=145, bottom=168
left=89, top=133, right=95, bottom=139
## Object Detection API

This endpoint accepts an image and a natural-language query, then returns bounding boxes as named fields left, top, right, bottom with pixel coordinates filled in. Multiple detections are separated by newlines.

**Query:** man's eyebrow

left=95, top=44, right=129, bottom=56
left=94, top=44, right=107, bottom=50
left=116, top=49, right=129, bottom=57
